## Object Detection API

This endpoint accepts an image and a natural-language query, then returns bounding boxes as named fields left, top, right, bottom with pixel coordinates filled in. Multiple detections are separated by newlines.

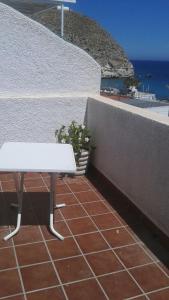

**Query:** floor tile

left=86, top=250, right=124, bottom=275
left=0, top=173, right=13, bottom=181
left=47, top=237, right=80, bottom=260
left=68, top=181, right=91, bottom=192
left=82, top=201, right=109, bottom=216
left=158, top=262, right=169, bottom=276
left=56, top=184, right=71, bottom=194
left=54, top=210, right=64, bottom=221
left=92, top=213, right=122, bottom=230
left=67, top=217, right=97, bottom=235
left=130, top=264, right=169, bottom=292
left=61, top=204, right=87, bottom=219
left=0, top=269, right=22, bottom=298
left=41, top=222, right=71, bottom=240
left=16, top=242, right=49, bottom=266
left=76, top=232, right=109, bottom=254
left=75, top=191, right=101, bottom=203
left=24, top=173, right=41, bottom=180
left=4, top=295, right=25, bottom=300
left=56, top=193, right=78, bottom=205
left=42, top=177, right=50, bottom=187
left=64, top=176, right=84, bottom=184
left=115, top=244, right=153, bottom=268
left=21, top=262, right=59, bottom=292
left=24, top=178, right=44, bottom=189
left=64, top=278, right=107, bottom=300
left=55, top=256, right=93, bottom=283
left=0, top=229, right=12, bottom=248
left=99, top=271, right=142, bottom=300
left=149, top=288, right=169, bottom=299
left=102, top=228, right=136, bottom=248
left=1, top=180, right=16, bottom=191
left=26, top=287, right=66, bottom=300
left=43, top=177, right=65, bottom=187
left=0, top=225, right=8, bottom=232
left=13, top=226, right=42, bottom=245
left=25, top=186, right=48, bottom=192
left=0, top=247, right=16, bottom=270
left=0, top=174, right=169, bottom=300
left=43, top=178, right=70, bottom=193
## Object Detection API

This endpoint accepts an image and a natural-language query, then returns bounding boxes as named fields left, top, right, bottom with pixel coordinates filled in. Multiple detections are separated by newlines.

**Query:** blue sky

left=67, top=0, right=169, bottom=61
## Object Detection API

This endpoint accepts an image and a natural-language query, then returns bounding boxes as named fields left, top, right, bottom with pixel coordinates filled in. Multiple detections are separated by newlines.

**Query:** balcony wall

left=0, top=3, right=101, bottom=147
left=0, top=97, right=87, bottom=146
left=0, top=3, right=101, bottom=97
left=86, top=96, right=169, bottom=238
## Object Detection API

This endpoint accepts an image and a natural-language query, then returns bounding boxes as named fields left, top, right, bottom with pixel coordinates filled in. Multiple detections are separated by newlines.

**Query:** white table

left=0, top=142, right=76, bottom=241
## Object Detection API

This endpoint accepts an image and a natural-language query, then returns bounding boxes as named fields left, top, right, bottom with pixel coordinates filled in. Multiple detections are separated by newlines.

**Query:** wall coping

left=89, top=95, right=169, bottom=125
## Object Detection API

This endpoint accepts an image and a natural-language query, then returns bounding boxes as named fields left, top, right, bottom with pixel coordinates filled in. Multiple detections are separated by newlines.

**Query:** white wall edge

left=89, top=95, right=169, bottom=125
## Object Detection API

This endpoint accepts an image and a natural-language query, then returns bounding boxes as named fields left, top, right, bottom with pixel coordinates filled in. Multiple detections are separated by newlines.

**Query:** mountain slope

left=31, top=7, right=134, bottom=78
left=1, top=1, right=134, bottom=78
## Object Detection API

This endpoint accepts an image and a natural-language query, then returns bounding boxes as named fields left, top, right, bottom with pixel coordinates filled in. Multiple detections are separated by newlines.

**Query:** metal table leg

left=4, top=173, right=24, bottom=241
left=49, top=173, right=65, bottom=240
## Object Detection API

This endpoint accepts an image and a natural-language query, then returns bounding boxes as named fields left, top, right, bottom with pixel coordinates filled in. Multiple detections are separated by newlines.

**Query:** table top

left=0, top=142, right=76, bottom=173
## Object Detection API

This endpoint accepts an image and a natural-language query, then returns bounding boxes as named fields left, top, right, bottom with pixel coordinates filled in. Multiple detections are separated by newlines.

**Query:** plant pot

left=75, top=150, right=89, bottom=175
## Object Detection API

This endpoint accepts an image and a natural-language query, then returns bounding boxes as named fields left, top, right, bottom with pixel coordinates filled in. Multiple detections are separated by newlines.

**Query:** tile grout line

left=125, top=286, right=169, bottom=300
left=57, top=182, right=110, bottom=300
left=42, top=174, right=111, bottom=300
left=123, top=223, right=169, bottom=278
left=25, top=181, right=69, bottom=300
left=84, top=181, right=169, bottom=298
left=0, top=253, right=159, bottom=275
left=38, top=225, right=70, bottom=300
left=125, top=294, right=149, bottom=300
left=79, top=177, right=169, bottom=280
left=10, top=232, right=27, bottom=300
left=146, top=285, right=169, bottom=297
left=66, top=180, right=150, bottom=300
left=1, top=174, right=168, bottom=299
left=80, top=175, right=169, bottom=280
left=0, top=293, right=24, bottom=300
left=0, top=278, right=169, bottom=300
left=7, top=172, right=27, bottom=300
left=23, top=285, right=60, bottom=295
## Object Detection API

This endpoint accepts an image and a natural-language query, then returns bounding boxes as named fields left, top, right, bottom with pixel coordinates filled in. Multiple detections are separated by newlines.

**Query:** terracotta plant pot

left=75, top=150, right=89, bottom=175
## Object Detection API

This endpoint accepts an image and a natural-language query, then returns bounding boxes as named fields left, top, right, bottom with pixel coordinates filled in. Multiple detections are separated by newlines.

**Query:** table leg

left=4, top=173, right=24, bottom=241
left=49, top=173, right=65, bottom=240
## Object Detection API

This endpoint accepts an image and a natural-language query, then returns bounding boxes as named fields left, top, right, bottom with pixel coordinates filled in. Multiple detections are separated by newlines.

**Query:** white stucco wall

left=87, top=96, right=169, bottom=237
left=0, top=97, right=87, bottom=146
left=0, top=3, right=101, bottom=97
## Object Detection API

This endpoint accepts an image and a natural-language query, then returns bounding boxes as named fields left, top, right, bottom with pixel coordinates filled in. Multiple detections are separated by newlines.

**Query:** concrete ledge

left=87, top=96, right=169, bottom=237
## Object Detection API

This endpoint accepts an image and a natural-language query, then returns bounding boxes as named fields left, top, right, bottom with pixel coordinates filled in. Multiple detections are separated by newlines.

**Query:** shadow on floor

left=87, top=165, right=169, bottom=268
left=0, top=192, right=51, bottom=226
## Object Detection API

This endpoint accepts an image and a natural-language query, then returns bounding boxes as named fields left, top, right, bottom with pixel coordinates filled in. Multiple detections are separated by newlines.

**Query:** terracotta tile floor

left=0, top=171, right=169, bottom=300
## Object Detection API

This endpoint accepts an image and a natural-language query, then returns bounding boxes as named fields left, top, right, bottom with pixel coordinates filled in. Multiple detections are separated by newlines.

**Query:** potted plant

left=55, top=121, right=93, bottom=175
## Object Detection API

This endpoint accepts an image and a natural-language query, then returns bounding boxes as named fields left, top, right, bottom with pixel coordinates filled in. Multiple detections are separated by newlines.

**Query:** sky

left=66, top=0, right=169, bottom=61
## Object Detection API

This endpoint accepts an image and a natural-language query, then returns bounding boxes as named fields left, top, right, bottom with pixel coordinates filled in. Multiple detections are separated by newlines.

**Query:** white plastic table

left=0, top=142, right=76, bottom=241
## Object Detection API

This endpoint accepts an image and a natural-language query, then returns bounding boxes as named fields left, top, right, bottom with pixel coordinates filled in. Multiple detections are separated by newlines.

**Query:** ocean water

left=101, top=60, right=169, bottom=101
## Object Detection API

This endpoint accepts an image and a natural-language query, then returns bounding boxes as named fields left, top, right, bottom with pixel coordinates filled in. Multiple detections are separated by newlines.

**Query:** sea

left=101, top=60, right=169, bottom=101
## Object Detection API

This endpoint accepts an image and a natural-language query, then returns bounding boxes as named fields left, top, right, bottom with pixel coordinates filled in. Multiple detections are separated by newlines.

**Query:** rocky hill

left=31, top=7, right=134, bottom=78
left=1, top=1, right=134, bottom=78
